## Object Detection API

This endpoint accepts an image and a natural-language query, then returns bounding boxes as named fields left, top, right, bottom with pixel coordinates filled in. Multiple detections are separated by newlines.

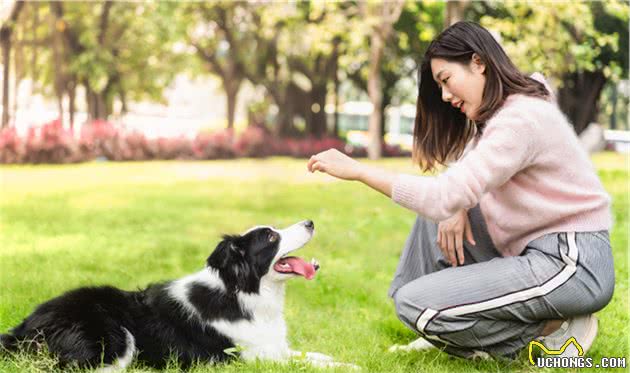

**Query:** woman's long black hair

left=414, top=21, right=550, bottom=172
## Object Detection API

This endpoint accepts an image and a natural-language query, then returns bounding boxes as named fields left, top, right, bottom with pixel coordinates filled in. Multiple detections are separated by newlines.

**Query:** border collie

left=0, top=220, right=356, bottom=370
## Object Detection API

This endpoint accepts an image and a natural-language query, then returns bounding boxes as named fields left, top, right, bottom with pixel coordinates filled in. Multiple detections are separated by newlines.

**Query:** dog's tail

left=0, top=333, right=19, bottom=353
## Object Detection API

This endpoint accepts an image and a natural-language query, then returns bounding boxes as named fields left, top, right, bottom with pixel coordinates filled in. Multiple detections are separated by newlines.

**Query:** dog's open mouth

left=274, top=257, right=319, bottom=280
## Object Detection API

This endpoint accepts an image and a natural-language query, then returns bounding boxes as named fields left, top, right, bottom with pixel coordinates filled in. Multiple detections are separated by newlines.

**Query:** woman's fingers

left=438, top=229, right=457, bottom=267
left=437, top=231, right=448, bottom=260
left=307, top=155, right=318, bottom=172
left=446, top=233, right=456, bottom=267
left=307, top=154, right=326, bottom=173
left=455, top=232, right=464, bottom=265
left=465, top=219, right=476, bottom=245
left=311, top=161, right=325, bottom=173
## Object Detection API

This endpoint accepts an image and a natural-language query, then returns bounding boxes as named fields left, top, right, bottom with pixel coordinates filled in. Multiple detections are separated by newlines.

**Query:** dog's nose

left=304, top=220, right=314, bottom=230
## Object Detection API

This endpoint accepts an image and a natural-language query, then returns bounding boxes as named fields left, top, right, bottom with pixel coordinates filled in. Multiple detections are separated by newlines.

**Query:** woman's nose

left=441, top=87, right=453, bottom=102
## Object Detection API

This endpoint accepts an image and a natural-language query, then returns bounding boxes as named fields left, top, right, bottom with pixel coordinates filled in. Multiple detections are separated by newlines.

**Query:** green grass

left=0, top=154, right=628, bottom=373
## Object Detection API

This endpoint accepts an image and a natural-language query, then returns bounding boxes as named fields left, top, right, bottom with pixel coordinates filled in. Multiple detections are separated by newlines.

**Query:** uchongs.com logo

left=529, top=337, right=627, bottom=369
left=528, top=337, right=584, bottom=367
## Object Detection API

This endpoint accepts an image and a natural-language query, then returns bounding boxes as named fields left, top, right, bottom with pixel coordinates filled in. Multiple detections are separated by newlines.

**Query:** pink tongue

left=282, top=257, right=316, bottom=280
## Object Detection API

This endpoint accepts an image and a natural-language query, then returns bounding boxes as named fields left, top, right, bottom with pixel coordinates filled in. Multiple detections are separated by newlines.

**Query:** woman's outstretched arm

left=307, top=149, right=396, bottom=197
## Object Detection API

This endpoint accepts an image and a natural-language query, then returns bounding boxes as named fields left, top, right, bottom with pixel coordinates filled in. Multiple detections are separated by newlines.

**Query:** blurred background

left=0, top=0, right=628, bottom=163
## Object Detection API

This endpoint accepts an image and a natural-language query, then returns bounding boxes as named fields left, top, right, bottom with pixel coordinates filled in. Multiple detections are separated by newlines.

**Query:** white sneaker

left=469, top=350, right=493, bottom=360
left=388, top=337, right=436, bottom=352
left=539, top=314, right=598, bottom=357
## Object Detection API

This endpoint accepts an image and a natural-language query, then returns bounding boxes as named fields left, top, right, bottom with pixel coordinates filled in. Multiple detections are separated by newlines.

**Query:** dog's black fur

left=0, top=226, right=286, bottom=369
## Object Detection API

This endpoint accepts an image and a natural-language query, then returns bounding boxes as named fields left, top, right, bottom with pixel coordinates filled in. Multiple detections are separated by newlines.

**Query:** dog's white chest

left=210, top=284, right=291, bottom=360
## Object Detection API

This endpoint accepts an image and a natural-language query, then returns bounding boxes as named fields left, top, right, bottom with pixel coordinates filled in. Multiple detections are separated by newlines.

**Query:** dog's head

left=207, top=220, right=319, bottom=294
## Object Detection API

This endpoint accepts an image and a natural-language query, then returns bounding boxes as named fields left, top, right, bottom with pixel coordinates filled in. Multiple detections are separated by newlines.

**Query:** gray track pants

left=388, top=206, right=615, bottom=358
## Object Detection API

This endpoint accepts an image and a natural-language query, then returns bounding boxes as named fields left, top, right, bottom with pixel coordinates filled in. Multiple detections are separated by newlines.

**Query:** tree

left=359, top=0, right=404, bottom=159
left=281, top=1, right=346, bottom=137
left=18, top=1, right=185, bottom=122
left=179, top=2, right=247, bottom=130
left=346, top=2, right=444, bottom=142
left=196, top=1, right=347, bottom=137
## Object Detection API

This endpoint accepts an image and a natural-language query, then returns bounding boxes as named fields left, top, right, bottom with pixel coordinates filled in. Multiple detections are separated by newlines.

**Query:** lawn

left=0, top=153, right=627, bottom=373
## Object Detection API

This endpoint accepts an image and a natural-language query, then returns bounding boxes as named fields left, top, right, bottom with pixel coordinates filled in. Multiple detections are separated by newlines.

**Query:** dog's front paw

left=290, top=350, right=360, bottom=370
left=323, top=361, right=361, bottom=370
left=306, top=360, right=361, bottom=370
left=304, top=351, right=334, bottom=361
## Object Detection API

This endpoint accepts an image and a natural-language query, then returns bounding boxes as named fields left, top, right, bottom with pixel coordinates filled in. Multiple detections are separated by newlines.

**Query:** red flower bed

left=1, top=120, right=410, bottom=164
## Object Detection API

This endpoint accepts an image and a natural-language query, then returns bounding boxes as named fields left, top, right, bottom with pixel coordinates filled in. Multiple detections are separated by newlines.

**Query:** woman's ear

left=471, top=53, right=486, bottom=74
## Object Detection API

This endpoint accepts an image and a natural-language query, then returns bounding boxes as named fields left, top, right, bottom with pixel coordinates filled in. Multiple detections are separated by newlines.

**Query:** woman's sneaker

left=388, top=337, right=436, bottom=352
left=539, top=314, right=598, bottom=357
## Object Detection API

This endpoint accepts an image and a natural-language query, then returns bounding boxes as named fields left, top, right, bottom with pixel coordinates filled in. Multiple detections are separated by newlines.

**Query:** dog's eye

left=269, top=232, right=278, bottom=242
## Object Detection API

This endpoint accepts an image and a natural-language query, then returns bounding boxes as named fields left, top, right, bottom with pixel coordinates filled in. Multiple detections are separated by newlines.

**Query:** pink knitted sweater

left=391, top=92, right=612, bottom=256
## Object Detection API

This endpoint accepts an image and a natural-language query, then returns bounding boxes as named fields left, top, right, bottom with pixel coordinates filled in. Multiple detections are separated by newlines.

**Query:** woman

left=307, top=21, right=614, bottom=359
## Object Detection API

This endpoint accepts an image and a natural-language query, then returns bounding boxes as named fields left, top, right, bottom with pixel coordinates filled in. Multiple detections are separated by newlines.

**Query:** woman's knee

left=393, top=283, right=433, bottom=329
left=591, top=271, right=615, bottom=313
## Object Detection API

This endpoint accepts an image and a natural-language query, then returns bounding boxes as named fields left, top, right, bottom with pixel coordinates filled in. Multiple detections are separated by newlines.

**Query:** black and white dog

left=1, top=220, right=356, bottom=370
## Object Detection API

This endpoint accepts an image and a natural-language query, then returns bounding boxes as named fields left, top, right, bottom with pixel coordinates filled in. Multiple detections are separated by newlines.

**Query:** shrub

left=0, top=127, right=24, bottom=163
left=155, top=136, right=195, bottom=160
left=277, top=136, right=347, bottom=158
left=233, top=126, right=272, bottom=158
left=1, top=120, right=411, bottom=164
left=192, top=129, right=235, bottom=160
left=23, top=119, right=83, bottom=164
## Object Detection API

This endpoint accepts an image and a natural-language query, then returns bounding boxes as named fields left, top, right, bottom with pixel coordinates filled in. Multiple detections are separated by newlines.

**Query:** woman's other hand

left=307, top=149, right=365, bottom=181
left=437, top=209, right=476, bottom=267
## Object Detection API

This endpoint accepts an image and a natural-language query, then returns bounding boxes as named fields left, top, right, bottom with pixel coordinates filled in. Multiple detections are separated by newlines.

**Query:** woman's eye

left=442, top=77, right=449, bottom=84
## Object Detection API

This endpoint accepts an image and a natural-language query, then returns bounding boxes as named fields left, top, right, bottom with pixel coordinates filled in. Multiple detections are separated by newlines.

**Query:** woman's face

left=430, top=55, right=486, bottom=120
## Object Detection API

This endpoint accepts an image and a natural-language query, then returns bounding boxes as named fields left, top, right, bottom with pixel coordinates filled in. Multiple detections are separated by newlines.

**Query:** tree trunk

left=68, top=80, right=76, bottom=129
left=276, top=109, right=296, bottom=137
left=31, top=2, right=39, bottom=79
left=308, top=84, right=327, bottom=138
left=1, top=1, right=26, bottom=128
left=52, top=12, right=65, bottom=125
left=610, top=84, right=617, bottom=130
left=333, top=62, right=340, bottom=138
left=367, top=32, right=384, bottom=160
left=2, top=33, right=11, bottom=128
left=86, top=85, right=108, bottom=121
left=93, top=92, right=108, bottom=120
left=380, top=94, right=392, bottom=141
left=12, top=35, right=23, bottom=119
left=445, top=1, right=470, bottom=27
left=224, top=78, right=241, bottom=129
left=557, top=71, right=607, bottom=135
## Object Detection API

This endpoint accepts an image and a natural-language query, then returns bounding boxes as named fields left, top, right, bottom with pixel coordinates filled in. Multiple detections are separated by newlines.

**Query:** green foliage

left=0, top=154, right=628, bottom=372
left=476, top=0, right=629, bottom=87
left=7, top=1, right=628, bottom=133
left=15, top=2, right=187, bottom=108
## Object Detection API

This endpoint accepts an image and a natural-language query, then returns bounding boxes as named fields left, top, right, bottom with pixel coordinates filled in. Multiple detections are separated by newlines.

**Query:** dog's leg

left=388, top=336, right=436, bottom=352
left=288, top=350, right=360, bottom=370
left=302, top=358, right=361, bottom=370
left=288, top=349, right=333, bottom=361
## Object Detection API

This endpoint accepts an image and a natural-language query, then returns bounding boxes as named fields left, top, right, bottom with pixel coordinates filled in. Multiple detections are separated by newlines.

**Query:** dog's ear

left=207, top=235, right=244, bottom=270
left=207, top=236, right=258, bottom=294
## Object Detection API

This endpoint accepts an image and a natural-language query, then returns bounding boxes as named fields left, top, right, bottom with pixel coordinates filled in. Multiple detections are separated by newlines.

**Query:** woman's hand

left=437, top=209, right=476, bottom=267
left=307, top=149, right=365, bottom=181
